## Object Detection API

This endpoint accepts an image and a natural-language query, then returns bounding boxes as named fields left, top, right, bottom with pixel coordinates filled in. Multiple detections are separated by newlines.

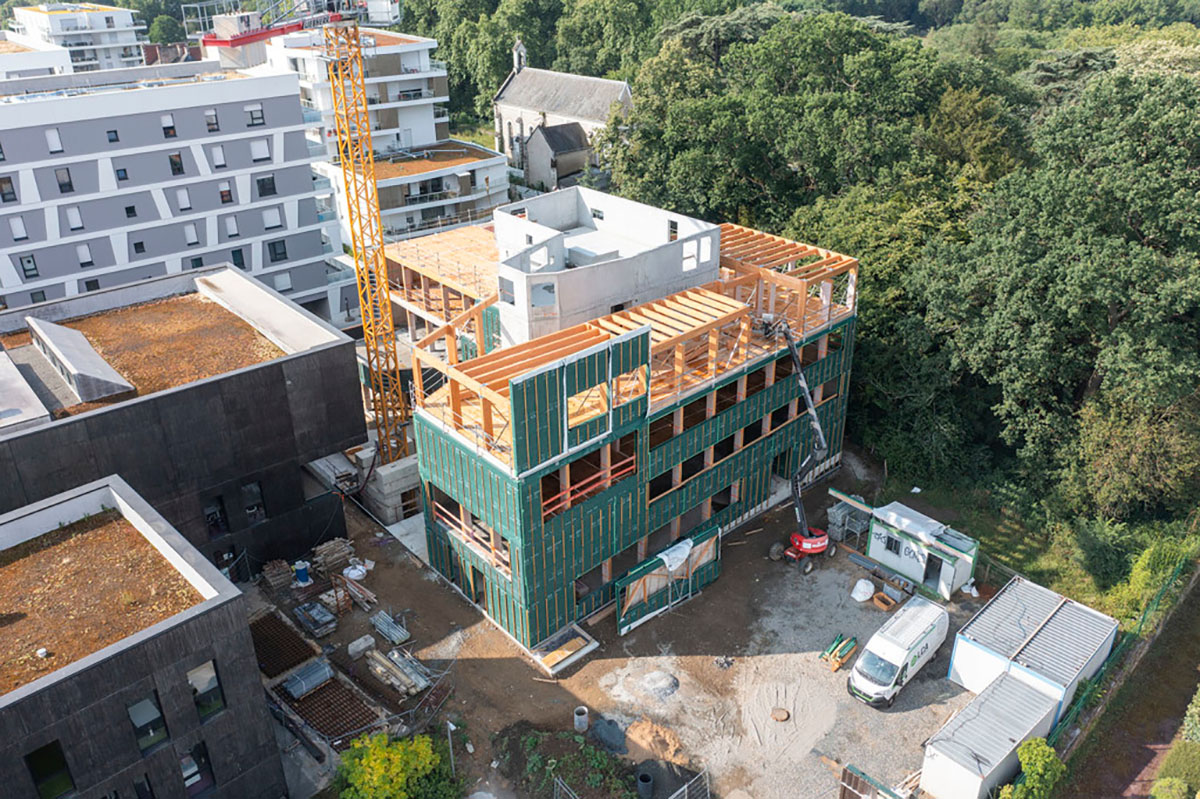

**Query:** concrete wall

left=0, top=340, right=366, bottom=570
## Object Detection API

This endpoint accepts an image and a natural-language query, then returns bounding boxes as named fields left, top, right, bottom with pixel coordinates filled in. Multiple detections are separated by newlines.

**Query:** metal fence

left=552, top=776, right=581, bottom=799
left=1046, top=550, right=1195, bottom=747
left=667, top=768, right=711, bottom=799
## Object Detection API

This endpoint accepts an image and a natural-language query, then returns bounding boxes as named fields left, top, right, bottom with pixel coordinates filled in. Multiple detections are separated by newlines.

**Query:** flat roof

left=0, top=39, right=34, bottom=54
left=0, top=268, right=345, bottom=424
left=0, top=508, right=202, bottom=694
left=374, top=141, right=502, bottom=180
left=958, top=577, right=1118, bottom=686
left=0, top=349, right=49, bottom=431
left=0, top=65, right=249, bottom=102
left=928, top=673, right=1057, bottom=778
left=282, top=28, right=428, bottom=51
left=16, top=2, right=125, bottom=12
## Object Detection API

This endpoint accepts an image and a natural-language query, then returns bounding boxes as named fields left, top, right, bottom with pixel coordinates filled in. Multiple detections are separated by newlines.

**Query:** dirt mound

left=625, top=718, right=688, bottom=766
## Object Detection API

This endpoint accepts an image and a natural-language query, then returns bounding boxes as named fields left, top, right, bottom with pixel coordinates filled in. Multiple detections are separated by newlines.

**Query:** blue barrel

left=294, top=560, right=310, bottom=583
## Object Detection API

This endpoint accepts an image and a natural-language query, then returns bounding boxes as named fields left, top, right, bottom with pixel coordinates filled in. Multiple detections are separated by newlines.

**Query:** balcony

left=321, top=239, right=335, bottom=255
left=325, top=264, right=354, bottom=284
left=317, top=207, right=337, bottom=222
left=302, top=107, right=323, bottom=123
left=403, top=190, right=453, bottom=206
left=307, top=140, right=328, bottom=158
left=312, top=176, right=332, bottom=191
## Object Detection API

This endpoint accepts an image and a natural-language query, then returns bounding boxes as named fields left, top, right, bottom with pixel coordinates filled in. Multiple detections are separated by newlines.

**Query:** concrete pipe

left=573, top=705, right=589, bottom=733
left=637, top=771, right=654, bottom=799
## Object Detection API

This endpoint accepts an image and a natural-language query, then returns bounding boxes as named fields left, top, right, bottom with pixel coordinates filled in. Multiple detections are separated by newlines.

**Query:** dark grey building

left=0, top=266, right=367, bottom=575
left=0, top=475, right=286, bottom=799
left=0, top=60, right=350, bottom=317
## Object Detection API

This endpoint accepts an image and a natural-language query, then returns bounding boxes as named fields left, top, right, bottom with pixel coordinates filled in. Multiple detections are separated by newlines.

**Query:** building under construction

left=392, top=187, right=858, bottom=664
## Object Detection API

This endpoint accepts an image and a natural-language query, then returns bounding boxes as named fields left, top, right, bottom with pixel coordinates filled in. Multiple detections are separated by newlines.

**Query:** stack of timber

left=262, top=560, right=293, bottom=592
left=318, top=582, right=353, bottom=616
left=313, top=538, right=354, bottom=575
left=364, top=649, right=430, bottom=696
left=334, top=575, right=377, bottom=612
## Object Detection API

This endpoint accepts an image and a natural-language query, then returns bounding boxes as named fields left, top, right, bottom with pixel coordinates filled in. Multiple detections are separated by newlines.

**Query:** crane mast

left=325, top=22, right=410, bottom=462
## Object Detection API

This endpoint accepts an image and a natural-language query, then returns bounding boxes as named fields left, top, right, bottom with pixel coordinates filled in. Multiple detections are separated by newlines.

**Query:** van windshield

left=855, top=650, right=899, bottom=687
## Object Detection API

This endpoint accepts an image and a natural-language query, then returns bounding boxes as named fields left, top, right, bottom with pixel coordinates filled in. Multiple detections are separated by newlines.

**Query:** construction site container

left=865, top=503, right=978, bottom=600
left=920, top=673, right=1056, bottom=799
left=949, top=577, right=1117, bottom=725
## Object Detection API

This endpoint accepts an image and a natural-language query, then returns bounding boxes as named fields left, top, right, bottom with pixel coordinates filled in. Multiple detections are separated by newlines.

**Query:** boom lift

left=761, top=316, right=835, bottom=574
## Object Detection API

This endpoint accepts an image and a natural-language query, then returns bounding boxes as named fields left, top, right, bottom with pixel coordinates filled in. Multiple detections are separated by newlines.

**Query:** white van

left=848, top=595, right=950, bottom=708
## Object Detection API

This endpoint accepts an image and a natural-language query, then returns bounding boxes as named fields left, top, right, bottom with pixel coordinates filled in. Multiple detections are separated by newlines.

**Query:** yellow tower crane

left=324, top=21, right=410, bottom=462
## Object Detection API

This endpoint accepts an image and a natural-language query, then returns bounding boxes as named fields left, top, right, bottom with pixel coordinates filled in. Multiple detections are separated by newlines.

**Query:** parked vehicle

left=848, top=595, right=949, bottom=708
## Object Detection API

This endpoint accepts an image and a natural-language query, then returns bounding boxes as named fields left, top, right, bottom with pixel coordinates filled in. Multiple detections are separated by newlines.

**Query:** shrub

left=1152, top=777, right=1191, bottom=799
left=335, top=733, right=460, bottom=799
left=1184, top=687, right=1200, bottom=744
left=1014, top=738, right=1066, bottom=799
left=1160, top=740, right=1200, bottom=793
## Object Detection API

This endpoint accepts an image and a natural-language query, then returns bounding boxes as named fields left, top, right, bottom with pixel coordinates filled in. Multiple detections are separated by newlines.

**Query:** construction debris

left=364, top=648, right=431, bottom=696
left=318, top=582, right=353, bottom=617
left=348, top=635, right=376, bottom=661
left=313, top=538, right=355, bottom=576
left=293, top=602, right=338, bottom=638
left=284, top=659, right=334, bottom=700
left=335, top=574, right=377, bottom=611
left=370, top=610, right=411, bottom=645
left=262, top=560, right=294, bottom=592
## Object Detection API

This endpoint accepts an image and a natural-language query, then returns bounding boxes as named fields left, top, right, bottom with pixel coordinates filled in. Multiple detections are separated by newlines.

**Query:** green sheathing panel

left=416, top=318, right=855, bottom=649
left=453, top=306, right=503, bottom=363
left=509, top=331, right=650, bottom=475
left=615, top=523, right=723, bottom=633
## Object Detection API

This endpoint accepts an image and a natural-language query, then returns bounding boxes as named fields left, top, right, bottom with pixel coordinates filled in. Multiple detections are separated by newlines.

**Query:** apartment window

left=105, top=14, right=114, bottom=27
left=66, top=206, right=82, bottom=230
left=168, top=152, right=184, bottom=176
left=242, top=481, right=266, bottom=522
left=190, top=256, right=203, bottom=269
left=9, top=216, right=27, bottom=241
left=133, top=240, right=145, bottom=254
left=125, top=205, right=137, bottom=218
left=187, top=661, right=225, bottom=720
left=245, top=102, right=265, bottom=126
left=668, top=219, right=678, bottom=242
left=250, top=138, right=270, bottom=162
left=0, top=176, right=14, bottom=202
left=262, top=207, right=282, bottom=230
left=230, top=248, right=245, bottom=270
left=115, top=167, right=128, bottom=181
left=176, top=188, right=191, bottom=211
left=224, top=216, right=238, bottom=237
left=30, top=290, right=46, bottom=304
left=181, top=742, right=215, bottom=797
left=256, top=174, right=276, bottom=197
left=885, top=536, right=901, bottom=556
left=0, top=141, right=5, bottom=161
left=211, top=144, right=226, bottom=168
left=184, top=223, right=199, bottom=246
left=127, top=694, right=169, bottom=754
left=591, top=208, right=604, bottom=220
left=273, top=271, right=292, bottom=292
left=218, top=181, right=232, bottom=203
left=161, top=114, right=176, bottom=139
left=205, top=108, right=219, bottom=132
left=45, top=127, right=63, bottom=154
left=499, top=276, right=515, bottom=304
left=267, top=239, right=287, bottom=263
left=204, top=497, right=229, bottom=538
left=19, top=254, right=37, bottom=278
left=76, top=243, right=93, bottom=267
left=106, top=129, right=119, bottom=143
left=25, top=741, right=74, bottom=799
left=84, top=278, right=99, bottom=292
left=55, top=168, right=73, bottom=194
left=133, top=775, right=155, bottom=799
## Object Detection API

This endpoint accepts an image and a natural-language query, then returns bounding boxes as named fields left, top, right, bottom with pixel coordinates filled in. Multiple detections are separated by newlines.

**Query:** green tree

left=1015, top=738, right=1067, bottom=799
left=336, top=733, right=459, bottom=799
left=148, top=13, right=185, bottom=44
left=553, top=0, right=653, bottom=78
left=918, top=72, right=1200, bottom=494
left=657, top=3, right=787, bottom=66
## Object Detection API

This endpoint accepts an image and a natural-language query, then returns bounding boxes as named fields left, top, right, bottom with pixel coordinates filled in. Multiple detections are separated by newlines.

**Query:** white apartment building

left=9, top=3, right=145, bottom=72
left=0, top=30, right=71, bottom=79
left=253, top=27, right=509, bottom=242
left=0, top=61, right=354, bottom=320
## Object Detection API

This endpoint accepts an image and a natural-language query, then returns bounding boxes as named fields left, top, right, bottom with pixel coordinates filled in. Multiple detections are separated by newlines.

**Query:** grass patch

left=493, top=723, right=638, bottom=799
left=450, top=117, right=495, bottom=150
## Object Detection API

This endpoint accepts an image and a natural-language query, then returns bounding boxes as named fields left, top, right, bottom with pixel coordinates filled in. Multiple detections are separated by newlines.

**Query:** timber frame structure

left=403, top=217, right=858, bottom=652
